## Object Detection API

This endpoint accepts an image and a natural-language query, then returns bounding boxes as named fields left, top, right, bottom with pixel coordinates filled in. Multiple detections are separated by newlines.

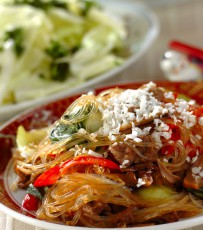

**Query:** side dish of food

left=0, top=0, right=127, bottom=105
left=11, top=82, right=203, bottom=228
left=0, top=0, right=159, bottom=122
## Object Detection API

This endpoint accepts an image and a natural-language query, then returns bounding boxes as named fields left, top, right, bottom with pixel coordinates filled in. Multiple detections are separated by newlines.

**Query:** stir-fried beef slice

left=120, top=118, right=155, bottom=132
left=136, top=172, right=153, bottom=187
left=148, top=87, right=166, bottom=102
left=136, top=135, right=157, bottom=159
left=15, top=165, right=31, bottom=189
left=109, top=142, right=140, bottom=166
left=109, top=136, right=156, bottom=167
left=139, top=84, right=166, bottom=102
left=130, top=162, right=157, bottom=187
left=152, top=170, right=174, bottom=187
left=152, top=212, right=179, bottom=224
left=82, top=201, right=111, bottom=216
left=105, top=172, right=138, bottom=188
left=183, top=154, right=203, bottom=190
left=116, top=172, right=137, bottom=187
left=120, top=111, right=168, bottom=133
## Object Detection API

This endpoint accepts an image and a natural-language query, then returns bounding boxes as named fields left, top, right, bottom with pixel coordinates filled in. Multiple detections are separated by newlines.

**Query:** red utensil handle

left=169, top=40, right=203, bottom=61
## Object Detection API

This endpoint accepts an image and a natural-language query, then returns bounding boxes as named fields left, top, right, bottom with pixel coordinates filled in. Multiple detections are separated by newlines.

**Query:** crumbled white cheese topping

left=186, top=150, right=199, bottom=164
left=192, top=166, right=203, bottom=179
left=164, top=91, right=175, bottom=100
left=98, top=82, right=167, bottom=140
left=175, top=99, right=189, bottom=113
left=125, top=123, right=151, bottom=142
left=188, top=100, right=196, bottom=105
left=120, top=159, right=130, bottom=169
left=179, top=111, right=196, bottom=128
left=165, top=103, right=175, bottom=115
left=136, top=178, right=146, bottom=187
left=191, top=154, right=199, bottom=164
left=81, top=148, right=105, bottom=158
left=192, top=166, right=202, bottom=174
left=198, top=117, right=203, bottom=126
left=73, top=145, right=107, bottom=158
left=96, top=82, right=198, bottom=148
left=151, top=119, right=171, bottom=147
left=163, top=158, right=169, bottom=163
left=87, top=149, right=104, bottom=158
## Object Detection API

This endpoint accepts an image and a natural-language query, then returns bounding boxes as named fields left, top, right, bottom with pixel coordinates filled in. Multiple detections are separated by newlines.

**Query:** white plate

left=0, top=0, right=159, bottom=122
left=1, top=81, right=203, bottom=230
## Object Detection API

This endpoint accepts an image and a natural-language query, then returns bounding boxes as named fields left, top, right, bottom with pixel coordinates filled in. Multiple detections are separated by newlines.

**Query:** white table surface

left=1, top=0, right=203, bottom=229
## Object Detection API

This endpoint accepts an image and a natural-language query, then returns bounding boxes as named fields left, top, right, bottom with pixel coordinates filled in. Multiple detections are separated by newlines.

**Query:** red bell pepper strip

left=60, top=156, right=120, bottom=175
left=34, top=165, right=60, bottom=187
left=22, top=193, right=38, bottom=211
left=34, top=156, right=120, bottom=187
left=167, top=123, right=180, bottom=141
left=173, top=92, right=178, bottom=100
left=185, top=141, right=202, bottom=158
left=160, top=123, right=181, bottom=156
left=193, top=107, right=203, bottom=118
left=161, top=145, right=175, bottom=156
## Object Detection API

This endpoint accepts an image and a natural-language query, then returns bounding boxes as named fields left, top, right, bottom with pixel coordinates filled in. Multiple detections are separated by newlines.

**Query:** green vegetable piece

left=45, top=41, right=69, bottom=81
left=81, top=0, right=98, bottom=15
left=50, top=122, right=83, bottom=142
left=63, top=104, right=92, bottom=120
left=64, top=108, right=81, bottom=120
left=177, top=93, right=191, bottom=102
left=27, top=184, right=43, bottom=200
left=14, top=0, right=67, bottom=11
left=50, top=103, right=102, bottom=141
left=45, top=40, right=69, bottom=59
left=84, top=111, right=103, bottom=133
left=50, top=62, right=69, bottom=82
left=3, top=27, right=24, bottom=57
left=137, top=185, right=175, bottom=201
left=16, top=125, right=47, bottom=148
left=68, top=0, right=98, bottom=16
left=2, top=90, right=16, bottom=104
left=187, top=187, right=203, bottom=198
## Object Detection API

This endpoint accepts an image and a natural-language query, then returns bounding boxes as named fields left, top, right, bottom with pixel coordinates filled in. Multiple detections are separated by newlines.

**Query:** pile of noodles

left=37, top=173, right=200, bottom=227
left=14, top=87, right=203, bottom=227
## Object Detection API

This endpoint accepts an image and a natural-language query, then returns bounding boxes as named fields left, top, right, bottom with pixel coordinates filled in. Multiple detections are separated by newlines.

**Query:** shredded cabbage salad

left=0, top=0, right=127, bottom=105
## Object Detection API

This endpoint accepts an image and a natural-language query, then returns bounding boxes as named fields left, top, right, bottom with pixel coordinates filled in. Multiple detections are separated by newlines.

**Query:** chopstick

left=169, top=40, right=203, bottom=61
